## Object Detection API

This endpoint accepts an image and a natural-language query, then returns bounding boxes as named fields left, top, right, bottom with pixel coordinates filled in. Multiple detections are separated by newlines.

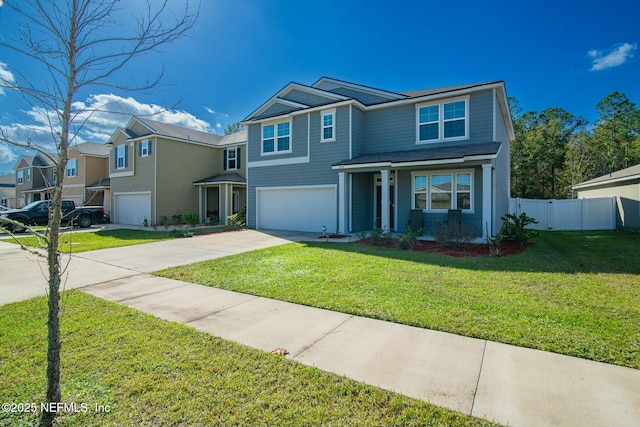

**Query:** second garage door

left=257, top=186, right=337, bottom=233
left=114, top=192, right=151, bottom=226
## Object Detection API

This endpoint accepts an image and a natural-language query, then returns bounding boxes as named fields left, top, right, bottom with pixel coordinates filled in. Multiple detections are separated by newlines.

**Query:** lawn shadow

left=300, top=230, right=640, bottom=275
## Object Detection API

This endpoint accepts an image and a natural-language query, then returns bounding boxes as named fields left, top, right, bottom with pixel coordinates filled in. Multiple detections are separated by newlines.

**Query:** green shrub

left=370, top=227, right=391, bottom=246
left=500, top=212, right=538, bottom=243
left=227, top=207, right=246, bottom=228
left=397, top=222, right=423, bottom=250
left=142, top=217, right=149, bottom=227
left=184, top=213, right=199, bottom=227
left=159, top=215, right=168, bottom=229
left=172, top=214, right=184, bottom=224
left=169, top=228, right=194, bottom=238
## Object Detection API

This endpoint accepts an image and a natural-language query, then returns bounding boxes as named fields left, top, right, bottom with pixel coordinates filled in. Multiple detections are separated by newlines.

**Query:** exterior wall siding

left=351, top=106, right=365, bottom=159
left=155, top=138, right=218, bottom=223
left=493, top=93, right=512, bottom=232
left=351, top=173, right=373, bottom=231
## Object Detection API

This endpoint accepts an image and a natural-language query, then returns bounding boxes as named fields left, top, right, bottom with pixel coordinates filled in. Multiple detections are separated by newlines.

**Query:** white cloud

left=0, top=143, right=16, bottom=164
left=0, top=62, right=16, bottom=96
left=589, top=43, right=637, bottom=71
left=203, top=106, right=216, bottom=114
left=0, top=93, right=214, bottom=152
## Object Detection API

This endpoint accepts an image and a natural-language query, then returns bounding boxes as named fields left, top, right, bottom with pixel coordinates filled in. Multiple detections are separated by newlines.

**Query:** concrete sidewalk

left=3, top=229, right=639, bottom=426
left=82, top=275, right=640, bottom=427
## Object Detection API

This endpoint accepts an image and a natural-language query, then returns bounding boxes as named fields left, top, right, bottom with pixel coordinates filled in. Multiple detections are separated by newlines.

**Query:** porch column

left=224, top=183, right=232, bottom=225
left=338, top=172, right=347, bottom=234
left=482, top=163, right=493, bottom=241
left=381, top=169, right=390, bottom=231
left=198, top=185, right=203, bottom=224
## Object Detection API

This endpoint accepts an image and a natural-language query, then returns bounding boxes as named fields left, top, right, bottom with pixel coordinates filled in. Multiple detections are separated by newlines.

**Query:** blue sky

left=0, top=0, right=638, bottom=175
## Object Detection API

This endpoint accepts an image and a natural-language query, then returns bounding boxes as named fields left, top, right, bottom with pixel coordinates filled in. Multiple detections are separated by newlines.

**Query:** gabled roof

left=573, top=164, right=640, bottom=190
left=333, top=142, right=502, bottom=169
left=0, top=174, right=15, bottom=187
left=400, top=81, right=504, bottom=99
left=219, top=130, right=247, bottom=146
left=13, top=153, right=56, bottom=170
left=73, top=142, right=110, bottom=157
left=107, top=116, right=225, bottom=147
left=312, top=77, right=407, bottom=102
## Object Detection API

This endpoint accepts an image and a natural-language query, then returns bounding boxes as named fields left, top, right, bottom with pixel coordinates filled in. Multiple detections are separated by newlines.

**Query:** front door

left=375, top=185, right=395, bottom=230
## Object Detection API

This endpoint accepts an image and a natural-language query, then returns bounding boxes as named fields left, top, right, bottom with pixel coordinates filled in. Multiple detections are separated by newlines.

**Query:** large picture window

left=412, top=171, right=473, bottom=211
left=262, top=121, right=291, bottom=154
left=417, top=97, right=468, bottom=143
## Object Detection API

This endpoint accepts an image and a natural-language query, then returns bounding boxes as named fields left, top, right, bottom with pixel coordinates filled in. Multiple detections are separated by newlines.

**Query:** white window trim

left=17, top=170, right=24, bottom=184
left=411, top=169, right=474, bottom=213
left=116, top=145, right=126, bottom=169
left=261, top=120, right=292, bottom=156
left=140, top=140, right=151, bottom=157
left=226, top=148, right=237, bottom=170
left=26, top=169, right=31, bottom=181
left=415, top=95, right=470, bottom=144
left=66, top=158, right=78, bottom=177
left=320, top=108, right=336, bottom=142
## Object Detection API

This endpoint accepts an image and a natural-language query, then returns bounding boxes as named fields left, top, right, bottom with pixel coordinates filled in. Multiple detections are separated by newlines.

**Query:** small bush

left=500, top=212, right=538, bottom=243
left=142, top=217, right=149, bottom=227
left=486, top=223, right=503, bottom=256
left=172, top=214, right=184, bottom=225
left=370, top=227, right=391, bottom=246
left=433, top=221, right=480, bottom=247
left=184, top=213, right=199, bottom=227
left=159, top=215, right=168, bottom=229
left=397, top=222, right=423, bottom=250
left=227, top=207, right=246, bottom=228
left=169, top=228, right=194, bottom=238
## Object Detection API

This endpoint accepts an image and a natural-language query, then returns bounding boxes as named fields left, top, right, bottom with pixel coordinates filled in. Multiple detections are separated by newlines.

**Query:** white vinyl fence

left=508, top=197, right=617, bottom=231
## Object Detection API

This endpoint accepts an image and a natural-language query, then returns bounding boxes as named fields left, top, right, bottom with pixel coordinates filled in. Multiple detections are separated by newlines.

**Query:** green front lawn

left=157, top=231, right=640, bottom=369
left=1, top=229, right=176, bottom=253
left=0, top=291, right=494, bottom=426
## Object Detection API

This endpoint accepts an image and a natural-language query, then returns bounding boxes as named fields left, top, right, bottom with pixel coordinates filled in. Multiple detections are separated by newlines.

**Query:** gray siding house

left=243, top=77, right=514, bottom=239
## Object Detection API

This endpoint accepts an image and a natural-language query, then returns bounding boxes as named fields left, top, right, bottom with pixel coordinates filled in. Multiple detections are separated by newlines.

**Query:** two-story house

left=108, top=116, right=246, bottom=226
left=63, top=142, right=110, bottom=210
left=13, top=153, right=55, bottom=206
left=243, top=77, right=514, bottom=239
left=0, top=174, right=17, bottom=209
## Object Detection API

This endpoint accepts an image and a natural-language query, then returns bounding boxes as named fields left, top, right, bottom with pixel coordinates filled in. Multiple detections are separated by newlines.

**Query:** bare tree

left=0, top=1, right=198, bottom=426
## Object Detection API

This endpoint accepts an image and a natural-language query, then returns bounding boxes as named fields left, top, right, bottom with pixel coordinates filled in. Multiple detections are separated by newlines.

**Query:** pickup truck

left=0, top=200, right=105, bottom=233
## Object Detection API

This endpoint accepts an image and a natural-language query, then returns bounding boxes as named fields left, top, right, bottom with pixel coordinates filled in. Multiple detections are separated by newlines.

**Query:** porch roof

left=193, top=173, right=246, bottom=186
left=332, top=142, right=501, bottom=170
left=22, top=185, right=54, bottom=194
left=87, top=178, right=110, bottom=189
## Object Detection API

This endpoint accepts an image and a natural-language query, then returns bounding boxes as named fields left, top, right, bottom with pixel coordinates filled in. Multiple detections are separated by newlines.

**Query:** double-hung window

left=66, top=158, right=78, bottom=177
left=27, top=169, right=31, bottom=181
left=116, top=145, right=127, bottom=169
left=417, top=96, right=469, bottom=143
left=412, top=170, right=473, bottom=212
left=224, top=147, right=241, bottom=170
left=17, top=170, right=24, bottom=184
left=262, top=121, right=291, bottom=154
left=321, top=109, right=335, bottom=142
left=139, top=140, right=152, bottom=157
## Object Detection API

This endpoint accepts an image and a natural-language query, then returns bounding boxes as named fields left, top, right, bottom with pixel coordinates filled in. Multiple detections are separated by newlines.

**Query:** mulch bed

left=356, top=238, right=531, bottom=257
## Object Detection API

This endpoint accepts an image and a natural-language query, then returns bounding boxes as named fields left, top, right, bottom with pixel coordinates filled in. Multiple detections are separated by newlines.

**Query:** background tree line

left=510, top=92, right=640, bottom=199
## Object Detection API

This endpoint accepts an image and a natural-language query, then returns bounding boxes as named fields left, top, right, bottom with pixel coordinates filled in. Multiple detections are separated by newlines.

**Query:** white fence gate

left=508, top=197, right=617, bottom=231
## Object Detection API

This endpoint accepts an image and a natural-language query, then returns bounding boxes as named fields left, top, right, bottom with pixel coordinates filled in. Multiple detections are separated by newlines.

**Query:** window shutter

left=236, top=148, right=241, bottom=168
left=114, top=148, right=118, bottom=169
left=223, top=149, right=227, bottom=171
left=148, top=141, right=152, bottom=155
left=124, top=145, right=129, bottom=167
left=138, top=142, right=142, bottom=157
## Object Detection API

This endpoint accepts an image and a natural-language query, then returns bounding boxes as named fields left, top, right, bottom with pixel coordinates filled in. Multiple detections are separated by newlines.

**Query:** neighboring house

left=13, top=153, right=55, bottom=206
left=242, top=77, right=514, bottom=239
left=108, top=116, right=246, bottom=226
left=63, top=142, right=110, bottom=211
left=573, top=164, right=640, bottom=232
left=0, top=174, right=17, bottom=209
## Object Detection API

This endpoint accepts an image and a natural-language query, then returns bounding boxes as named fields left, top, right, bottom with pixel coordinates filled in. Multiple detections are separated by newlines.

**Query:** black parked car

left=0, top=200, right=105, bottom=233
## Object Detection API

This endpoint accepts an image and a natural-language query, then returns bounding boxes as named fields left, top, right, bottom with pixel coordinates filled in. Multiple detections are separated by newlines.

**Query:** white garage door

left=257, top=186, right=337, bottom=233
left=114, top=193, right=151, bottom=226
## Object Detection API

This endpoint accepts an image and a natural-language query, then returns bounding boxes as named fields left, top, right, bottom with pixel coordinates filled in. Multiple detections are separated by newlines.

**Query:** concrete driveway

left=0, top=229, right=319, bottom=304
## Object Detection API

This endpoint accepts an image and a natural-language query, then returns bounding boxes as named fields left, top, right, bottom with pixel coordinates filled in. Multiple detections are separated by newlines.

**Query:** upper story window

left=262, top=121, right=291, bottom=154
left=224, top=147, right=241, bottom=170
left=116, top=144, right=128, bottom=169
left=412, top=170, right=473, bottom=212
left=66, top=158, right=78, bottom=177
left=17, top=170, right=24, bottom=184
left=417, top=96, right=469, bottom=143
left=139, top=140, right=152, bottom=157
left=321, top=109, right=336, bottom=142
left=27, top=169, right=31, bottom=181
